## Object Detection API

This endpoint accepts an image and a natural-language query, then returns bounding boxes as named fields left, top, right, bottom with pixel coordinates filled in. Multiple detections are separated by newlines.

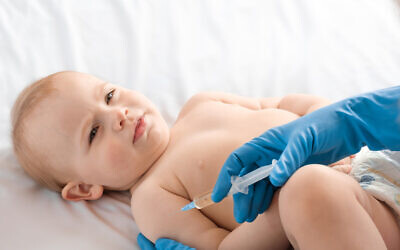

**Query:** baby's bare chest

left=154, top=103, right=299, bottom=229
left=172, top=103, right=297, bottom=188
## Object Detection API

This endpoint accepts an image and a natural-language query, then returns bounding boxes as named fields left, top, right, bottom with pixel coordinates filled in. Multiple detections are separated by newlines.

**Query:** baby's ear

left=61, top=182, right=104, bottom=201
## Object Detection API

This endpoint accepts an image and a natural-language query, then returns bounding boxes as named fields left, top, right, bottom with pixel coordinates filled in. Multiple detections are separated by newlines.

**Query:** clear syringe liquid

left=181, top=160, right=277, bottom=211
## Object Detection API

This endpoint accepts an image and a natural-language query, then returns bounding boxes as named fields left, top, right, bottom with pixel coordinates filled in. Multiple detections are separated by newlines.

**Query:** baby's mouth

left=133, top=116, right=146, bottom=144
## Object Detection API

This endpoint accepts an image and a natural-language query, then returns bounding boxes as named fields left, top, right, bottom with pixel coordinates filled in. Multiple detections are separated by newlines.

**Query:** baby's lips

left=133, top=116, right=145, bottom=143
left=132, top=118, right=140, bottom=143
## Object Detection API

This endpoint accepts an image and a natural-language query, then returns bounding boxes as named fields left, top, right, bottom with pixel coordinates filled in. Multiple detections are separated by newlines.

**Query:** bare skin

left=130, top=92, right=303, bottom=249
left=279, top=164, right=400, bottom=250
left=27, top=71, right=400, bottom=249
left=129, top=91, right=395, bottom=249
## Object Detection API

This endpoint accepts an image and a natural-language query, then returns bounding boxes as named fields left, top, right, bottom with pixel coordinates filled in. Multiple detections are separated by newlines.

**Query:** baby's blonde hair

left=11, top=73, right=65, bottom=192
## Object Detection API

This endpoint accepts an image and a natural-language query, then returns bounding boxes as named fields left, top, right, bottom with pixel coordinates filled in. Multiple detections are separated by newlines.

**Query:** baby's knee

left=279, top=164, right=359, bottom=212
left=280, top=164, right=331, bottom=201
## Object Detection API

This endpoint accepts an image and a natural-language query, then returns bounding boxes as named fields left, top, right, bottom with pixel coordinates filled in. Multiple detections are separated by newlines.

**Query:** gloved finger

left=213, top=137, right=279, bottom=203
left=251, top=129, right=288, bottom=166
left=212, top=146, right=258, bottom=202
left=246, top=179, right=267, bottom=223
left=212, top=153, right=243, bottom=202
left=233, top=185, right=254, bottom=223
left=259, top=178, right=277, bottom=214
left=270, top=133, right=312, bottom=187
left=236, top=162, right=270, bottom=222
left=137, top=233, right=156, bottom=250
left=234, top=141, right=269, bottom=166
left=212, top=166, right=232, bottom=203
left=155, top=238, right=195, bottom=250
left=238, top=161, right=259, bottom=177
left=236, top=162, right=267, bottom=222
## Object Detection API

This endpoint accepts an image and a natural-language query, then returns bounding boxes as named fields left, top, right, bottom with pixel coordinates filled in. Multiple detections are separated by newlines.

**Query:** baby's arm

left=177, top=92, right=330, bottom=120
left=276, top=93, right=331, bottom=116
left=131, top=182, right=229, bottom=249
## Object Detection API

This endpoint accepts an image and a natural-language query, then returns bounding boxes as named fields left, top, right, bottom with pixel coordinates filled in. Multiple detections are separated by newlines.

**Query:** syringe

left=181, top=160, right=277, bottom=211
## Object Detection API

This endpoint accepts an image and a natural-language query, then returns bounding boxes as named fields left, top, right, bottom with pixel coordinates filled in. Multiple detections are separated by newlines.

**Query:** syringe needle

left=181, top=201, right=196, bottom=211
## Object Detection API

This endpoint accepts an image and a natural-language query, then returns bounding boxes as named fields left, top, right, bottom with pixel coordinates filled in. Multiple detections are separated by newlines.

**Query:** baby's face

left=29, top=72, right=169, bottom=191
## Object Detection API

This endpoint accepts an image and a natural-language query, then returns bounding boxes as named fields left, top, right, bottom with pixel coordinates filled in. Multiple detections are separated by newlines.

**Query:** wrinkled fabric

left=351, top=148, right=400, bottom=217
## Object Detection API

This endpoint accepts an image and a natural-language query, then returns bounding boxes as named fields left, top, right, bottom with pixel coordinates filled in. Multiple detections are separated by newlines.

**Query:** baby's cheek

left=105, top=142, right=131, bottom=170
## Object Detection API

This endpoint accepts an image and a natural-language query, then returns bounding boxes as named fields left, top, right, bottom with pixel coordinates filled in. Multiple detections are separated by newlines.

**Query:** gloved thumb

left=212, top=153, right=242, bottom=202
left=155, top=238, right=195, bottom=250
left=137, top=233, right=156, bottom=250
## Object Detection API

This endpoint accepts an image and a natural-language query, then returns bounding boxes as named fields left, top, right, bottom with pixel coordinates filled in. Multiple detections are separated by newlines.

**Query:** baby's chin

left=144, top=118, right=170, bottom=158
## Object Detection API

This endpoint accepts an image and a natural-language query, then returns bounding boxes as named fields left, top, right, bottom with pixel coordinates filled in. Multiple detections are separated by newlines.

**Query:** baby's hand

left=331, top=164, right=352, bottom=174
left=329, top=156, right=354, bottom=174
left=329, top=156, right=352, bottom=167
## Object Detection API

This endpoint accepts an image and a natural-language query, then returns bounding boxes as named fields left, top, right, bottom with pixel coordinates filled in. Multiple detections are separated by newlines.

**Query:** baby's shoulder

left=130, top=171, right=190, bottom=240
left=130, top=178, right=158, bottom=205
left=130, top=179, right=174, bottom=241
left=176, top=92, right=222, bottom=121
left=130, top=177, right=165, bottom=218
left=130, top=165, right=188, bottom=209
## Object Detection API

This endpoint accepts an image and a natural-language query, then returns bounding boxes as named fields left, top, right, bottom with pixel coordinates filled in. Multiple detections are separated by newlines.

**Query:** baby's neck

left=129, top=141, right=170, bottom=195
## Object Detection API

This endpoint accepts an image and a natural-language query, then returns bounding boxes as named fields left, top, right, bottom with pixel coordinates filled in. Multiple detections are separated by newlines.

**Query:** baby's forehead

left=28, top=71, right=108, bottom=133
left=29, top=95, right=84, bottom=134
left=45, top=76, right=107, bottom=108
left=25, top=99, right=78, bottom=161
left=28, top=86, right=91, bottom=136
left=20, top=71, right=105, bottom=163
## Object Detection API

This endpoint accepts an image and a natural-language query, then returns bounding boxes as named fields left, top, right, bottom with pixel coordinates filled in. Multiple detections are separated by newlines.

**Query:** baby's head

left=11, top=71, right=170, bottom=201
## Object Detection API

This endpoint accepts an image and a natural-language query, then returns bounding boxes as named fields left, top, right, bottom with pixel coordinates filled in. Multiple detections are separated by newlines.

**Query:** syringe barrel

left=191, top=160, right=276, bottom=210
left=233, top=160, right=276, bottom=189
left=193, top=191, right=215, bottom=209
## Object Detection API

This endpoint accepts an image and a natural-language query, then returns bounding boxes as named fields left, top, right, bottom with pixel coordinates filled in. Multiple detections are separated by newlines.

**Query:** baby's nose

left=113, top=108, right=129, bottom=131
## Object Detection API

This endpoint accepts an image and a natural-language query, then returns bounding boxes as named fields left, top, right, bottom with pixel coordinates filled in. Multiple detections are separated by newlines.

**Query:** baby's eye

left=89, top=126, right=99, bottom=144
left=105, top=89, right=116, bottom=104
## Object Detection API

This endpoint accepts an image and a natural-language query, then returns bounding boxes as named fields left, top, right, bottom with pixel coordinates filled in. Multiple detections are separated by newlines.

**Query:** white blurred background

left=1, top=0, right=400, bottom=249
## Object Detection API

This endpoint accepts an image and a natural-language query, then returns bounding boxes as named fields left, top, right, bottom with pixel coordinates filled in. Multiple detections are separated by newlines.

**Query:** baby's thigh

left=366, top=193, right=400, bottom=249
left=281, top=164, right=400, bottom=250
left=220, top=190, right=290, bottom=250
left=342, top=176, right=400, bottom=249
left=331, top=167, right=400, bottom=249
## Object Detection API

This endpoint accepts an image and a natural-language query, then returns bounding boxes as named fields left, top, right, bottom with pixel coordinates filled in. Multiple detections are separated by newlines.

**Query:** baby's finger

left=331, top=164, right=352, bottom=174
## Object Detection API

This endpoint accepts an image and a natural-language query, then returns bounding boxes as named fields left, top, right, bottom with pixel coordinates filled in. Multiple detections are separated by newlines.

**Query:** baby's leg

left=219, top=189, right=291, bottom=250
left=279, top=164, right=400, bottom=250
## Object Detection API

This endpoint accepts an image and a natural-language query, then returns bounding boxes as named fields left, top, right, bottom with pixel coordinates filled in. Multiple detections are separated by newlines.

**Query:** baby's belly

left=198, top=191, right=239, bottom=230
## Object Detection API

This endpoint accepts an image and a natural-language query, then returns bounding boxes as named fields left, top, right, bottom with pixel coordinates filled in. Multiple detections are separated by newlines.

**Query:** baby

left=11, top=71, right=399, bottom=249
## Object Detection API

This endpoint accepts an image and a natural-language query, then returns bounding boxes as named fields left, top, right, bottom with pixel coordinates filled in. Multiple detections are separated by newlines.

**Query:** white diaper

left=350, top=147, right=400, bottom=217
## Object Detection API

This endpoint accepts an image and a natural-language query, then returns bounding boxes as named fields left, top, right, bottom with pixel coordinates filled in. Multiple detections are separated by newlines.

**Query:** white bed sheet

left=1, top=0, right=400, bottom=249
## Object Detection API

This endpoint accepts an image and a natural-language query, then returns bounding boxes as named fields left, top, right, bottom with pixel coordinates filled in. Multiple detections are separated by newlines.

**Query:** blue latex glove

left=137, top=233, right=195, bottom=250
left=212, top=86, right=400, bottom=223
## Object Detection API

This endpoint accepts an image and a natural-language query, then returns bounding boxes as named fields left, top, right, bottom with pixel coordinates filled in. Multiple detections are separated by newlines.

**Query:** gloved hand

left=137, top=233, right=195, bottom=250
left=212, top=86, right=400, bottom=223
